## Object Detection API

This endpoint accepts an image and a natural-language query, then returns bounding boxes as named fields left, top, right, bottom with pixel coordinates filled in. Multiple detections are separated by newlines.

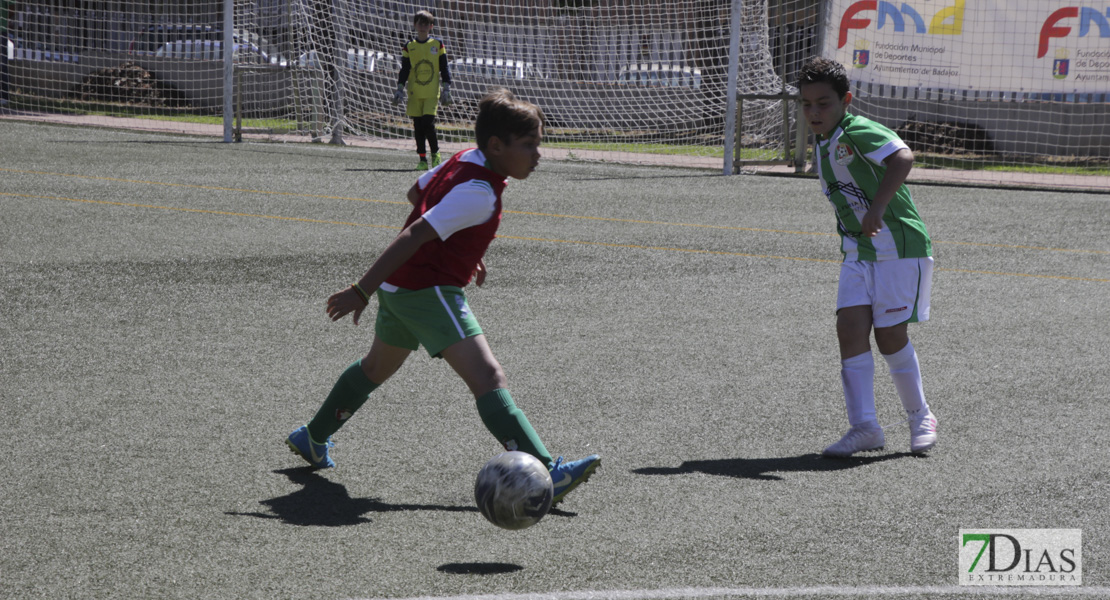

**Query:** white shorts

left=837, top=257, right=933, bottom=328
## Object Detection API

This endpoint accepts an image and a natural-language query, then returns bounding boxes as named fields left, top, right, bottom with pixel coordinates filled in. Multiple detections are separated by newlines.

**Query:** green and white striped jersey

left=815, top=112, right=932, bottom=262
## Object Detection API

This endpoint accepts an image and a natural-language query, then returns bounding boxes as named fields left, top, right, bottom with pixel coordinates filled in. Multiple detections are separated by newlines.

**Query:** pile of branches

left=895, top=117, right=996, bottom=155
left=77, top=62, right=191, bottom=108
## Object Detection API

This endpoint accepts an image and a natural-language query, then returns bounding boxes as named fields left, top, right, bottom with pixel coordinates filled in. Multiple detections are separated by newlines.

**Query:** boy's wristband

left=350, top=283, right=371, bottom=306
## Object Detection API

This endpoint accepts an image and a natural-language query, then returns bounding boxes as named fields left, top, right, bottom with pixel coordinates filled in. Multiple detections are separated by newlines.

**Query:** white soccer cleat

left=909, top=410, right=938, bottom=454
left=822, top=424, right=885, bottom=458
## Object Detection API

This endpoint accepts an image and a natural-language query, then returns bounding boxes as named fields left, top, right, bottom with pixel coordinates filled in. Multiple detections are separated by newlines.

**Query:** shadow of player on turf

left=226, top=467, right=477, bottom=527
left=437, top=562, right=524, bottom=575
left=632, top=452, right=916, bottom=482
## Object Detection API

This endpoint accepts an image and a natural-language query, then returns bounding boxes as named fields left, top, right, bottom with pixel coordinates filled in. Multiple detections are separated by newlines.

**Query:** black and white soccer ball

left=474, top=451, right=554, bottom=530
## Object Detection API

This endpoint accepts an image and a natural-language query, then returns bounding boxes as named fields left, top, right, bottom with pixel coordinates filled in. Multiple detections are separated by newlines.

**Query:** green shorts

left=375, top=285, right=482, bottom=357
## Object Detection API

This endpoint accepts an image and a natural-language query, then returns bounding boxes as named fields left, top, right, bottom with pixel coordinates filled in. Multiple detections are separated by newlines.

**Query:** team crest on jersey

left=835, top=143, right=855, bottom=166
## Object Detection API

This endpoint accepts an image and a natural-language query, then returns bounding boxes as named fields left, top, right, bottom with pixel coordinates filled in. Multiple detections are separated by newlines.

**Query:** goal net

left=3, top=1, right=1106, bottom=188
left=262, top=0, right=807, bottom=168
left=3, top=0, right=807, bottom=169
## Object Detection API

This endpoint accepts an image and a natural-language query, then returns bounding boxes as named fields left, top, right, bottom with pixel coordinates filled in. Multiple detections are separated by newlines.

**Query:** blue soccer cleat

left=549, top=454, right=600, bottom=505
left=286, top=425, right=335, bottom=469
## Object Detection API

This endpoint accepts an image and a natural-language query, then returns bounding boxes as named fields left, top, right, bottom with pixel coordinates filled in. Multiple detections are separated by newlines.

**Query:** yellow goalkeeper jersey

left=402, top=37, right=446, bottom=99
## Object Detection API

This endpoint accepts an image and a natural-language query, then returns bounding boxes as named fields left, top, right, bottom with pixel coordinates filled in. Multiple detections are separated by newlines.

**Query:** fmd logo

left=837, top=0, right=966, bottom=48
left=960, top=529, right=1082, bottom=586
left=1038, top=6, right=1110, bottom=58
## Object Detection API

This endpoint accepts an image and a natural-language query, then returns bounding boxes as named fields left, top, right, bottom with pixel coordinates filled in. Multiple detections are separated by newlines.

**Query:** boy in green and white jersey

left=798, top=57, right=938, bottom=457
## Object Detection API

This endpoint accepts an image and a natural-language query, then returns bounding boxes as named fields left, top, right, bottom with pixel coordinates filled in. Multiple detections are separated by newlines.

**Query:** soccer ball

left=474, top=451, right=554, bottom=530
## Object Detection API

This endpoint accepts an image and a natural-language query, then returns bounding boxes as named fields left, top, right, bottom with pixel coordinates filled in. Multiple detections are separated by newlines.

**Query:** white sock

left=841, top=352, right=877, bottom=427
left=883, top=341, right=929, bottom=415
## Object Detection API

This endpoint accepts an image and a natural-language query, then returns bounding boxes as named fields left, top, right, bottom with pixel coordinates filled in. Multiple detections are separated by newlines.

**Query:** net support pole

left=222, top=0, right=234, bottom=143
left=794, top=100, right=807, bottom=171
left=328, top=0, right=350, bottom=145
left=722, top=0, right=743, bottom=175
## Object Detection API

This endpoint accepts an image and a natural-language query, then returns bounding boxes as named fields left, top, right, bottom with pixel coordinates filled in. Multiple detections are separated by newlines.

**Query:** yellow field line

left=502, top=209, right=831, bottom=238
left=7, top=191, right=1107, bottom=283
left=937, top=267, right=1109, bottom=282
left=498, top=234, right=840, bottom=264
left=931, top=239, right=1107, bottom=254
left=3, top=167, right=1107, bottom=256
left=508, top=209, right=1105, bottom=253
left=501, top=235, right=1108, bottom=282
left=1, top=192, right=401, bottom=230
left=0, top=167, right=408, bottom=206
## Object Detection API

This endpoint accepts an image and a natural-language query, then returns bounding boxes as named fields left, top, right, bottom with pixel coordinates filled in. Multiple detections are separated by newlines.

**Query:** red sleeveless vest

left=386, top=151, right=507, bottom=289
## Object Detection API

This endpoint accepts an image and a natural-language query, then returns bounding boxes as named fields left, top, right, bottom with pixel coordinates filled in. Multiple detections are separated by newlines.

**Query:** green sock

left=476, top=389, right=553, bottom=468
left=307, top=360, right=379, bottom=441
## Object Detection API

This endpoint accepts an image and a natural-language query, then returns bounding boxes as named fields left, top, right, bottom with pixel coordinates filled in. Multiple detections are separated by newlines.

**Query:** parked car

left=129, top=24, right=220, bottom=55
left=617, top=63, right=702, bottom=89
left=450, top=57, right=544, bottom=80
left=152, top=29, right=286, bottom=66
left=294, top=48, right=399, bottom=73
left=154, top=39, right=285, bottom=66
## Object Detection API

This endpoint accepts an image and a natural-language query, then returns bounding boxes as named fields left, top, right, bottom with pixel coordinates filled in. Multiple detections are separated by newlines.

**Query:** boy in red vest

left=287, top=88, right=599, bottom=505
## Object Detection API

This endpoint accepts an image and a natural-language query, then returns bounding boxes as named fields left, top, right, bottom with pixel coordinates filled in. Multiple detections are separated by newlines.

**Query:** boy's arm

left=326, top=219, right=439, bottom=325
left=397, top=54, right=411, bottom=87
left=393, top=55, right=411, bottom=104
left=438, top=52, right=451, bottom=84
left=861, top=148, right=914, bottom=237
left=406, top=182, right=420, bottom=206
left=473, top=259, right=486, bottom=287
left=438, top=52, right=452, bottom=105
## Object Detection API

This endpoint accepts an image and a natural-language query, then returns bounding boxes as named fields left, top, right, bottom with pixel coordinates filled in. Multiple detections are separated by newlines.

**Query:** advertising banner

left=824, top=0, right=1110, bottom=93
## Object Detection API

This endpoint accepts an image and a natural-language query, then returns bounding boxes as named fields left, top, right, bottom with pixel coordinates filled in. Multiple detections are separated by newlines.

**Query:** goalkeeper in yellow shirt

left=393, top=10, right=452, bottom=170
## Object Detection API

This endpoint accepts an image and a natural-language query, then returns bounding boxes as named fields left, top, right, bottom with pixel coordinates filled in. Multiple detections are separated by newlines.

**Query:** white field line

left=350, top=585, right=1110, bottom=600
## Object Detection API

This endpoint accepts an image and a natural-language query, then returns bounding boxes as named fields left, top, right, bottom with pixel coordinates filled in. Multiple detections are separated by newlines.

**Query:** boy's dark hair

left=475, top=88, right=545, bottom=151
left=414, top=10, right=434, bottom=25
left=797, top=57, right=850, bottom=99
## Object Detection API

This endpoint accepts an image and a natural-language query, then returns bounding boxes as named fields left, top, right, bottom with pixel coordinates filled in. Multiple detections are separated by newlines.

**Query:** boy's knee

left=874, top=325, right=909, bottom=355
left=479, top=365, right=508, bottom=392
left=360, top=352, right=407, bottom=385
left=836, top=308, right=870, bottom=338
left=465, top=365, right=507, bottom=398
left=360, top=360, right=392, bottom=384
